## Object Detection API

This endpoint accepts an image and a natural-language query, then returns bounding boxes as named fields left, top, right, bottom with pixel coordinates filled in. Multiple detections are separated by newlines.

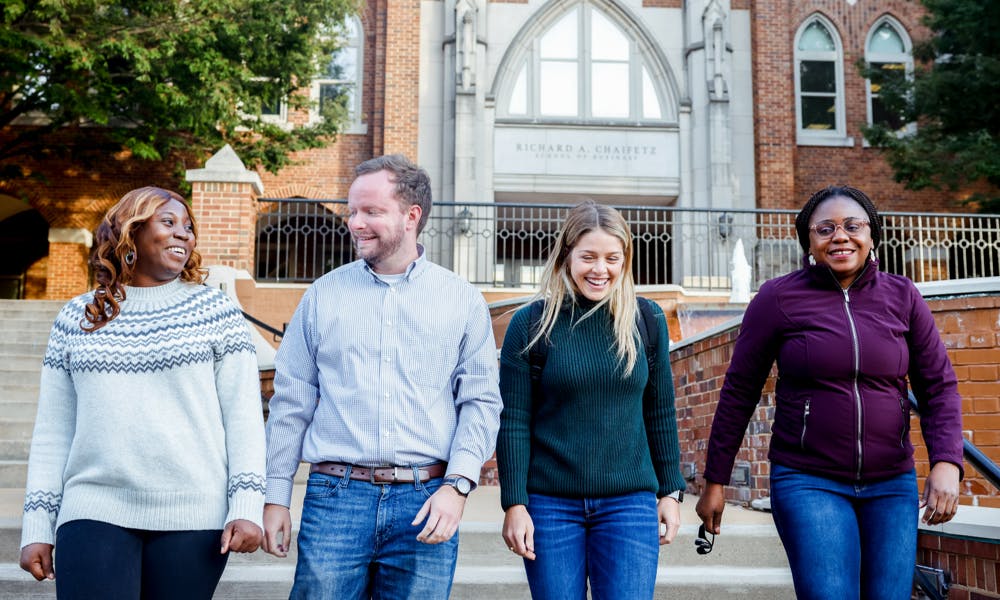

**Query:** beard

left=354, top=226, right=405, bottom=270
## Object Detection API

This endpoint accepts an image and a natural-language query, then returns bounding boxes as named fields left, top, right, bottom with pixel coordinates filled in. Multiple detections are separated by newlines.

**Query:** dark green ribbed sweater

left=497, top=299, right=685, bottom=510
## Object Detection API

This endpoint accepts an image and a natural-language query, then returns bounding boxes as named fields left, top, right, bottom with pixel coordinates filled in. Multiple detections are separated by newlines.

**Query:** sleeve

left=905, top=283, right=965, bottom=477
left=21, top=304, right=77, bottom=548
left=641, top=301, right=686, bottom=497
left=446, top=289, right=503, bottom=484
left=496, top=306, right=534, bottom=509
left=264, top=286, right=321, bottom=507
left=703, top=283, right=783, bottom=484
left=214, top=299, right=267, bottom=529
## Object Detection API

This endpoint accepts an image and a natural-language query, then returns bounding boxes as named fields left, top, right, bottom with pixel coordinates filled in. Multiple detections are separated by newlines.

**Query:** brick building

left=0, top=0, right=977, bottom=300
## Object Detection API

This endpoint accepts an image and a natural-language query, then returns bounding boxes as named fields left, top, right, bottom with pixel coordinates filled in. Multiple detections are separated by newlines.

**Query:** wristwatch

left=666, top=490, right=684, bottom=503
left=443, top=475, right=473, bottom=497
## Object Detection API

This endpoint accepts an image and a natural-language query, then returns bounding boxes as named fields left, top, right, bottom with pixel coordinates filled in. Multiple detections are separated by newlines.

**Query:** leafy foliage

left=861, top=0, right=1000, bottom=212
left=0, top=0, right=359, bottom=177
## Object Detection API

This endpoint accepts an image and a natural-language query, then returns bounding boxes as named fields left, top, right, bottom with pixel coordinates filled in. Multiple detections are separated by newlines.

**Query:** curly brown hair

left=82, top=187, right=205, bottom=331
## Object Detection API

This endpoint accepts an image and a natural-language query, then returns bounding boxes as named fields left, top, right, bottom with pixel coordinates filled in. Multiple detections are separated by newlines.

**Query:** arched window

left=865, top=18, right=913, bottom=133
left=794, top=16, right=848, bottom=145
left=500, top=2, right=669, bottom=123
left=312, top=16, right=365, bottom=132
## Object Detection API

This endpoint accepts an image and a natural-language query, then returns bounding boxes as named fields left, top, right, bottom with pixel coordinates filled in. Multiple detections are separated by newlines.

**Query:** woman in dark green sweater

left=497, top=201, right=686, bottom=599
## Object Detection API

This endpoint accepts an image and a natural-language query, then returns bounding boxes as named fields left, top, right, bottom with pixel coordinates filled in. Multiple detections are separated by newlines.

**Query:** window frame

left=864, top=16, right=915, bottom=140
left=310, top=15, right=366, bottom=134
left=794, top=15, right=852, bottom=147
left=498, top=1, right=668, bottom=125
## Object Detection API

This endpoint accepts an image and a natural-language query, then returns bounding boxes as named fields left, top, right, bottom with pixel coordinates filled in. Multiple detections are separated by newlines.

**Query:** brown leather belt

left=310, top=461, right=446, bottom=483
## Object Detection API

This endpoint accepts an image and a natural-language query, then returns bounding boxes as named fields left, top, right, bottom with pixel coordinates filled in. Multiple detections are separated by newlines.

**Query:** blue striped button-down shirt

left=264, top=250, right=502, bottom=507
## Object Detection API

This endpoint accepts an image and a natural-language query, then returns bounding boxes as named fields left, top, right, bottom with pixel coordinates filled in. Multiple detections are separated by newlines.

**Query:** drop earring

left=808, top=254, right=816, bottom=266
left=124, top=251, right=135, bottom=266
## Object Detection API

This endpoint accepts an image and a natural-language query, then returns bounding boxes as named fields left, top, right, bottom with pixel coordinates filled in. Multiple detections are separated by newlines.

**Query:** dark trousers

left=55, top=519, right=228, bottom=600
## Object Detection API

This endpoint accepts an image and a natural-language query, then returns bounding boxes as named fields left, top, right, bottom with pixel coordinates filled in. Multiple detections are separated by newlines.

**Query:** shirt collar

left=362, top=244, right=428, bottom=282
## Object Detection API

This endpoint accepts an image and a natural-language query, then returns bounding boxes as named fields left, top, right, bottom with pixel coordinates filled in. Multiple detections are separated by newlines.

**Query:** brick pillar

left=380, top=0, right=420, bottom=158
left=45, top=228, right=92, bottom=300
left=186, top=145, right=264, bottom=272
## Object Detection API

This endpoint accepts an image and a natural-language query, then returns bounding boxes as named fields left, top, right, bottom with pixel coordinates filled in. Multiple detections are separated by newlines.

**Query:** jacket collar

left=802, top=254, right=880, bottom=291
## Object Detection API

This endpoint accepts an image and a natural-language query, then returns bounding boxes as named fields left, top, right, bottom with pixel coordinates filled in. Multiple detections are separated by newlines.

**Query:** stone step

left=0, top=342, right=49, bottom=357
left=0, top=462, right=26, bottom=489
left=0, top=562, right=795, bottom=600
left=0, top=369, right=44, bottom=384
left=0, top=356, right=44, bottom=370
left=0, top=440, right=30, bottom=460
left=0, top=403, right=39, bottom=422
left=0, top=331, right=54, bottom=345
left=0, top=421, right=34, bottom=440
left=0, top=387, right=40, bottom=404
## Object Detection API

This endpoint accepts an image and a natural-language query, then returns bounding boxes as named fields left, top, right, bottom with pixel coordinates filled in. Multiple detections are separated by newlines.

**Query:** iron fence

left=255, top=199, right=1000, bottom=291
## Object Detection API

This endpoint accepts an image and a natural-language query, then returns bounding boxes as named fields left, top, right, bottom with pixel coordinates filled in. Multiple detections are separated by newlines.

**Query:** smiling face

left=130, top=199, right=196, bottom=287
left=347, top=169, right=421, bottom=274
left=808, top=195, right=874, bottom=288
left=567, top=228, right=625, bottom=302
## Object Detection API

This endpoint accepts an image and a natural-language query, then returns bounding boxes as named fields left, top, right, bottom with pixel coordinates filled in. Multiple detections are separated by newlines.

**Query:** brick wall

left=671, top=291, right=1000, bottom=508
left=44, top=242, right=90, bottom=300
left=751, top=0, right=973, bottom=212
left=190, top=181, right=258, bottom=272
left=918, top=533, right=1000, bottom=598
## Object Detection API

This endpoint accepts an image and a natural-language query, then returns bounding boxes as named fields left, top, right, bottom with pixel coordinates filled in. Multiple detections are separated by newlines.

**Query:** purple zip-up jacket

left=704, top=260, right=964, bottom=484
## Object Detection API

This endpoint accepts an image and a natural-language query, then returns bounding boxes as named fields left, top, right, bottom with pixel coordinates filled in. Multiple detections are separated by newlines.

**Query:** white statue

left=730, top=238, right=751, bottom=303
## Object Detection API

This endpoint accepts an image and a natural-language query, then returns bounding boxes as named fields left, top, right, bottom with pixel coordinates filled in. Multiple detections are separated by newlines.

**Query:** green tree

left=862, top=0, right=1000, bottom=212
left=0, top=0, right=359, bottom=181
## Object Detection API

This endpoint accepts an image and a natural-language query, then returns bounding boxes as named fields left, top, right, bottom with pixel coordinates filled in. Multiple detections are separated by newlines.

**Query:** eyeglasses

left=695, top=524, right=715, bottom=555
left=808, top=218, right=870, bottom=239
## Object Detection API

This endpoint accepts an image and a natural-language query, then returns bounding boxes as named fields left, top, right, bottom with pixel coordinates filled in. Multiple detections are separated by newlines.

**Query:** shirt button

left=384, top=392, right=390, bottom=398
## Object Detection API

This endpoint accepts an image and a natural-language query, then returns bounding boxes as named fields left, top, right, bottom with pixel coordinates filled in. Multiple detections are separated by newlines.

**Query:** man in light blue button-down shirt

left=262, top=154, right=502, bottom=599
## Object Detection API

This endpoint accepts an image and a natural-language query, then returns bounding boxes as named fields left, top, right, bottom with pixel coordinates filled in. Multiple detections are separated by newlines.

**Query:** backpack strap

left=636, top=297, right=660, bottom=399
left=526, top=300, right=547, bottom=389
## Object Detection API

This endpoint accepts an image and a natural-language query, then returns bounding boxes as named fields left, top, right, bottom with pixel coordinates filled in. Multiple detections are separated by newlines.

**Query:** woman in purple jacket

left=696, top=186, right=963, bottom=600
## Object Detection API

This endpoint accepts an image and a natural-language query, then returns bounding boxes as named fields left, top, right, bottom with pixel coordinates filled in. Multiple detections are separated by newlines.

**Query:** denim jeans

left=523, top=491, right=659, bottom=600
left=290, top=471, right=458, bottom=600
left=770, top=464, right=918, bottom=600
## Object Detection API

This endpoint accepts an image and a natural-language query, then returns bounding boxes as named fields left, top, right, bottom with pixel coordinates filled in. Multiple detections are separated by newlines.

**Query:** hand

left=412, top=485, right=466, bottom=544
left=221, top=519, right=263, bottom=554
left=657, top=495, right=682, bottom=545
left=695, top=481, right=726, bottom=535
left=501, top=505, right=536, bottom=560
left=262, top=503, right=292, bottom=557
left=19, top=543, right=55, bottom=581
left=920, top=462, right=961, bottom=526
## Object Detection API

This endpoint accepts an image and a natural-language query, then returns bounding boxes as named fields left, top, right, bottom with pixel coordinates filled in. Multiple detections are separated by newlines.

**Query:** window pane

left=800, top=60, right=835, bottom=93
left=872, top=96, right=905, bottom=130
left=540, top=61, right=577, bottom=116
left=642, top=67, right=661, bottom=119
left=320, top=83, right=351, bottom=116
left=869, top=23, right=904, bottom=54
left=540, top=9, right=578, bottom=60
left=508, top=64, right=528, bottom=115
left=798, top=22, right=835, bottom=52
left=324, top=47, right=356, bottom=80
left=592, top=63, right=629, bottom=117
left=801, top=95, right=836, bottom=130
left=591, top=10, right=629, bottom=61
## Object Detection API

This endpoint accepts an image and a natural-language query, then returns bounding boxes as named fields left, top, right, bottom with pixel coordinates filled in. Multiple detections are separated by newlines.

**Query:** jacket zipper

left=842, top=286, right=863, bottom=480
left=800, top=398, right=811, bottom=449
left=899, top=395, right=908, bottom=448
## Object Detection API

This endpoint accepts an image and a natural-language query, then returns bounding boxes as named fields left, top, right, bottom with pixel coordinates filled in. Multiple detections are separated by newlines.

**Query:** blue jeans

left=290, top=470, right=458, bottom=600
left=770, top=464, right=918, bottom=600
left=523, top=491, right=659, bottom=600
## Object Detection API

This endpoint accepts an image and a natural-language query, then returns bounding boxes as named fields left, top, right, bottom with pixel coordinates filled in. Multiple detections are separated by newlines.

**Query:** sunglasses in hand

left=695, top=524, right=715, bottom=555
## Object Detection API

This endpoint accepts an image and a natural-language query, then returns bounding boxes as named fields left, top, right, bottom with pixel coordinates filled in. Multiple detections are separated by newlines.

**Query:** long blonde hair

left=526, top=200, right=639, bottom=375
left=82, top=187, right=205, bottom=331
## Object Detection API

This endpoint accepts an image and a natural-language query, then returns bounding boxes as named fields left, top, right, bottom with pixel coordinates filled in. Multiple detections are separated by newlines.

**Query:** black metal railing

left=255, top=199, right=1000, bottom=291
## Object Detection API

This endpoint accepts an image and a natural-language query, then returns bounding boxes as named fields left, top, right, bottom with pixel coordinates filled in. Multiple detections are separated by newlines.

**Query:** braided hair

left=795, top=185, right=882, bottom=254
